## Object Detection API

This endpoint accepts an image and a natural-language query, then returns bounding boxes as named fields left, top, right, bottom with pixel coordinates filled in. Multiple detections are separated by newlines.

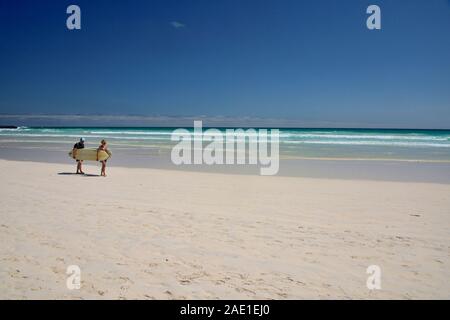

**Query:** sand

left=0, top=159, right=449, bottom=299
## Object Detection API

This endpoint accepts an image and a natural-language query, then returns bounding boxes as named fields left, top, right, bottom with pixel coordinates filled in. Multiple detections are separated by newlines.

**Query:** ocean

left=1, top=127, right=450, bottom=162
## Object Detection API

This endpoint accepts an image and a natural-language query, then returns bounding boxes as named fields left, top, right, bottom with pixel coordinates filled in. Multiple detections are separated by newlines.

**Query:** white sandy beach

left=0, top=159, right=449, bottom=299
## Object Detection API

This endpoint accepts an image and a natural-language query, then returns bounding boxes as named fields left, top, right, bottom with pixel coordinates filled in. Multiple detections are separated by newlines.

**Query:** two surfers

left=71, top=138, right=110, bottom=176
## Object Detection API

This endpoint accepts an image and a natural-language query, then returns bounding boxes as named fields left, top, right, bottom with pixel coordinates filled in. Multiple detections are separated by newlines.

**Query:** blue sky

left=0, top=0, right=449, bottom=128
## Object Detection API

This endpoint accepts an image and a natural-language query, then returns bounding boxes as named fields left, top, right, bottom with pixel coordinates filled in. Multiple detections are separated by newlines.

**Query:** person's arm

left=72, top=148, right=77, bottom=159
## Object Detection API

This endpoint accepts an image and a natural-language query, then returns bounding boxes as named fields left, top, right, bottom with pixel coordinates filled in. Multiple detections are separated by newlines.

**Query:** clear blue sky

left=0, top=0, right=449, bottom=128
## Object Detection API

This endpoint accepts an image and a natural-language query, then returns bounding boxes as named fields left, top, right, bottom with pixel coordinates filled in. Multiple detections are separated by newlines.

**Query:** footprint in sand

left=165, top=290, right=173, bottom=297
left=179, top=279, right=191, bottom=285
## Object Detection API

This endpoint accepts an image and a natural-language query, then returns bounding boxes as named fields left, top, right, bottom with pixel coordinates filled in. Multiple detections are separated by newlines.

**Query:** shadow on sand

left=58, top=172, right=100, bottom=177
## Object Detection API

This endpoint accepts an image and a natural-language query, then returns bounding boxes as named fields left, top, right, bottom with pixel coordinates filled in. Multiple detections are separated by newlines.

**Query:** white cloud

left=170, top=21, right=186, bottom=29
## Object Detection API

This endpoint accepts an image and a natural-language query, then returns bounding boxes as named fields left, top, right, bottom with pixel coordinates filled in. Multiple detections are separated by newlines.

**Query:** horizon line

left=0, top=114, right=449, bottom=130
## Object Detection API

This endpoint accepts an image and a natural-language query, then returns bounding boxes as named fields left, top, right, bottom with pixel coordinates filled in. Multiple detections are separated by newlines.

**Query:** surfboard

left=69, top=148, right=111, bottom=161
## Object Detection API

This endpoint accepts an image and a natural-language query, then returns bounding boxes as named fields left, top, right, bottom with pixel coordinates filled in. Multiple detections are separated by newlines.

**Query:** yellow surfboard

left=69, top=148, right=111, bottom=161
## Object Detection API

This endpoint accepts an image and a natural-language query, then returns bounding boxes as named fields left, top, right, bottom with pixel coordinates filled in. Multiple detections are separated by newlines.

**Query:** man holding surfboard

left=73, top=137, right=85, bottom=174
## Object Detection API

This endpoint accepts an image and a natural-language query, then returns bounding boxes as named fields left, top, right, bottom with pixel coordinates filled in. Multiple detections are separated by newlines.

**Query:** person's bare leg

left=76, top=161, right=81, bottom=174
left=101, top=162, right=106, bottom=176
left=79, top=161, right=84, bottom=174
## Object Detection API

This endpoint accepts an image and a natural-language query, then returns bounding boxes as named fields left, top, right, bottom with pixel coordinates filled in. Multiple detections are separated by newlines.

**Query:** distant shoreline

left=1, top=148, right=450, bottom=184
left=1, top=124, right=450, bottom=131
left=1, top=114, right=449, bottom=130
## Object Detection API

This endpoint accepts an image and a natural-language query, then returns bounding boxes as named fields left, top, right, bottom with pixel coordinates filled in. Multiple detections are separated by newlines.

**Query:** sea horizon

left=2, top=113, right=449, bottom=130
left=4, top=125, right=450, bottom=130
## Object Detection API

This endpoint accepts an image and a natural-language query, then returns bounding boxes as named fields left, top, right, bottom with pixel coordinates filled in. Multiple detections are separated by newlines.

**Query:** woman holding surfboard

left=96, top=139, right=110, bottom=177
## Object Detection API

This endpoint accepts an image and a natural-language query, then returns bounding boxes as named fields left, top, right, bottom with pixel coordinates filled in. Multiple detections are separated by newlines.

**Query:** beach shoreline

left=1, top=159, right=449, bottom=299
left=1, top=143, right=450, bottom=184
left=2, top=126, right=450, bottom=184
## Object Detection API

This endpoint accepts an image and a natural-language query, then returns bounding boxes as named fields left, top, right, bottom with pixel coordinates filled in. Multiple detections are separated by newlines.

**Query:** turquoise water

left=1, top=127, right=450, bottom=161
